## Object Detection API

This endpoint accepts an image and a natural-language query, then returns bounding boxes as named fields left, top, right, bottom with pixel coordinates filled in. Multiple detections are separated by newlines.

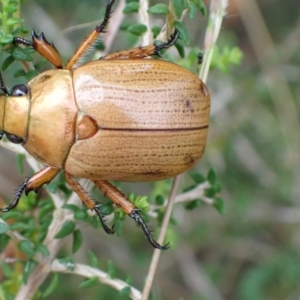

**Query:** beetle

left=0, top=0, right=210, bottom=249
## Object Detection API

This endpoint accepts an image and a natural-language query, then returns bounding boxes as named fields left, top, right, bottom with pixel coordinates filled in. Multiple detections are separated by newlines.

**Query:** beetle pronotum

left=0, top=0, right=210, bottom=249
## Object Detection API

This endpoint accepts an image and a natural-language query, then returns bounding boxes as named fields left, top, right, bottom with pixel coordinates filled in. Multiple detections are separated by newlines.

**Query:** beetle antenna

left=130, top=210, right=170, bottom=250
left=0, top=71, right=8, bottom=94
left=94, top=205, right=115, bottom=234
left=1, top=178, right=29, bottom=212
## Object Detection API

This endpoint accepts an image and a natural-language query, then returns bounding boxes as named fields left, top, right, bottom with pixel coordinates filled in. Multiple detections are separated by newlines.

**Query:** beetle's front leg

left=93, top=180, right=169, bottom=250
left=101, top=29, right=179, bottom=60
left=13, top=30, right=63, bottom=68
left=1, top=166, right=60, bottom=212
left=65, top=173, right=114, bottom=235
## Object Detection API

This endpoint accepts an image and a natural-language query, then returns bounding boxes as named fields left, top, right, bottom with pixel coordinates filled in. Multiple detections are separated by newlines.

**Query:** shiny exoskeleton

left=0, top=0, right=210, bottom=249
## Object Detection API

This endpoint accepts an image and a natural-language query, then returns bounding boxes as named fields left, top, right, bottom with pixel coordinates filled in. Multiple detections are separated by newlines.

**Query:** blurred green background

left=0, top=0, right=300, bottom=299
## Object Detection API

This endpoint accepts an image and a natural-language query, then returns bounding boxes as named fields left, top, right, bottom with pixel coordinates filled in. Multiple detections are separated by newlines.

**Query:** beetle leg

left=65, top=0, right=115, bottom=70
left=65, top=173, right=114, bottom=234
left=101, top=29, right=179, bottom=60
left=1, top=166, right=59, bottom=212
left=93, top=180, right=169, bottom=250
left=13, top=30, right=63, bottom=68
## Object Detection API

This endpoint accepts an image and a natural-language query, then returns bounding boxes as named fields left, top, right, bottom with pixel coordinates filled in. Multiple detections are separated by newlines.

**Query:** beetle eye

left=11, top=84, right=29, bottom=96
left=6, top=133, right=24, bottom=144
left=0, top=132, right=3, bottom=140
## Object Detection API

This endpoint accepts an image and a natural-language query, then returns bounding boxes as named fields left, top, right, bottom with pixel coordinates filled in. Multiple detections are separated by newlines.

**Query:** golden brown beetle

left=0, top=0, right=210, bottom=249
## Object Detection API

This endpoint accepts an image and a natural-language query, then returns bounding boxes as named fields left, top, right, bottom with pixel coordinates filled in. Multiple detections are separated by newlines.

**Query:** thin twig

left=51, top=260, right=142, bottom=300
left=141, top=175, right=181, bottom=300
left=139, top=0, right=152, bottom=45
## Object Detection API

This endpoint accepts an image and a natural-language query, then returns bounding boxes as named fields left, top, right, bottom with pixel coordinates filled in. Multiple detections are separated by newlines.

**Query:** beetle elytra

left=0, top=0, right=210, bottom=249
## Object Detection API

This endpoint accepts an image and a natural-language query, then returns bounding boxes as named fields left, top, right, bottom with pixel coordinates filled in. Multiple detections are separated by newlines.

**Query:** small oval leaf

left=1, top=55, right=15, bottom=71
left=123, top=2, right=139, bottom=13
left=0, top=222, right=10, bottom=234
left=213, top=197, right=226, bottom=215
left=6, top=18, right=24, bottom=26
left=79, top=276, right=98, bottom=288
left=12, top=47, right=32, bottom=61
left=18, top=240, right=35, bottom=257
left=23, top=259, right=37, bottom=284
left=207, top=168, right=218, bottom=184
left=88, top=250, right=99, bottom=268
left=72, top=229, right=83, bottom=254
left=174, top=20, right=190, bottom=44
left=54, top=220, right=75, bottom=239
left=127, top=23, right=147, bottom=36
left=43, top=273, right=59, bottom=297
left=148, top=4, right=169, bottom=14
left=58, top=257, right=75, bottom=271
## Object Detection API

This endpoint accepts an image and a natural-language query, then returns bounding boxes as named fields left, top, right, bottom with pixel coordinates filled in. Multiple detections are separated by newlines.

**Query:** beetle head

left=0, top=84, right=30, bottom=144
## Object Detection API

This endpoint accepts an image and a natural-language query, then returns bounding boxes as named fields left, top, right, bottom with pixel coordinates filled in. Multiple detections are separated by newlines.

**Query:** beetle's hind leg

left=1, top=166, right=60, bottom=212
left=101, top=29, right=179, bottom=60
left=13, top=30, right=63, bottom=68
left=65, top=173, right=114, bottom=234
left=93, top=180, right=169, bottom=250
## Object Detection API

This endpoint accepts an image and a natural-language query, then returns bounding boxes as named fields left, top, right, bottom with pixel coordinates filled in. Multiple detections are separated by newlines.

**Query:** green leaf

left=79, top=276, right=98, bottom=288
left=54, top=220, right=75, bottom=238
left=6, top=18, right=24, bottom=26
left=12, top=46, right=32, bottom=61
left=172, top=0, right=188, bottom=19
left=74, top=209, right=89, bottom=221
left=4, top=4, right=18, bottom=13
left=0, top=222, right=10, bottom=234
left=43, top=273, right=59, bottom=298
left=35, top=244, right=50, bottom=256
left=205, top=186, right=217, bottom=198
left=132, top=195, right=150, bottom=211
left=107, top=260, right=116, bottom=279
left=0, top=35, right=13, bottom=44
left=25, top=69, right=39, bottom=80
left=13, top=69, right=26, bottom=78
left=1, top=261, right=13, bottom=278
left=126, top=0, right=138, bottom=2
left=38, top=203, right=55, bottom=220
left=88, top=250, right=99, bottom=268
left=188, top=2, right=197, bottom=19
left=72, top=229, right=83, bottom=254
left=123, top=2, right=139, bottom=13
left=16, top=153, right=25, bottom=174
left=62, top=204, right=79, bottom=213
left=155, top=194, right=165, bottom=205
left=151, top=26, right=161, bottom=38
left=195, top=0, right=207, bottom=17
left=207, top=168, right=218, bottom=184
left=23, top=259, right=37, bottom=284
left=18, top=240, right=35, bottom=257
left=1, top=55, right=15, bottom=71
left=114, top=212, right=124, bottom=237
left=185, top=199, right=201, bottom=210
left=57, top=257, right=75, bottom=271
left=120, top=286, right=131, bottom=295
left=100, top=203, right=114, bottom=215
left=213, top=197, right=225, bottom=215
left=174, top=41, right=185, bottom=58
left=127, top=23, right=147, bottom=36
left=1, top=211, right=21, bottom=220
left=190, top=170, right=206, bottom=184
left=90, top=215, right=100, bottom=229
left=148, top=4, right=169, bottom=14
left=174, top=20, right=190, bottom=44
